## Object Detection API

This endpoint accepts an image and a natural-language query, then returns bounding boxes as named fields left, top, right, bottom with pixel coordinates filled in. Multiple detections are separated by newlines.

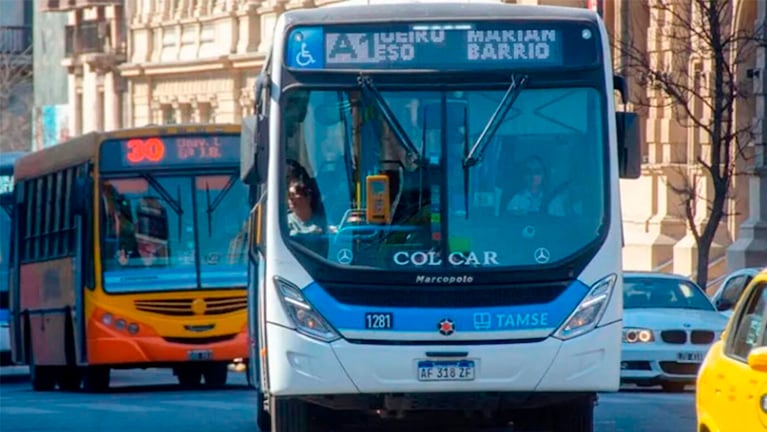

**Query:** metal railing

left=0, top=26, right=33, bottom=55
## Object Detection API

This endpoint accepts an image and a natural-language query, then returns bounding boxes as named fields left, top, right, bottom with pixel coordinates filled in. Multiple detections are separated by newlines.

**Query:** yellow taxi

left=697, top=269, right=767, bottom=432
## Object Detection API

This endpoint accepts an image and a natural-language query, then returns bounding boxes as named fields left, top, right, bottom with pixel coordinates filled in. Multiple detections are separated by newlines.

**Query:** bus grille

left=319, top=281, right=568, bottom=308
left=134, top=296, right=247, bottom=316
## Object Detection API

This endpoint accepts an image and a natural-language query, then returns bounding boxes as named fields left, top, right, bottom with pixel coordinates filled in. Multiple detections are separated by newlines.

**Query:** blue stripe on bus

left=301, top=280, right=590, bottom=334
left=0, top=309, right=9, bottom=323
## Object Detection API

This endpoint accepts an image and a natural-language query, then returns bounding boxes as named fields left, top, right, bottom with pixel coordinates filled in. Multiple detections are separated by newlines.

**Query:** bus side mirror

left=616, top=111, right=641, bottom=179
left=614, top=75, right=642, bottom=179
left=241, top=115, right=269, bottom=185
left=241, top=72, right=271, bottom=186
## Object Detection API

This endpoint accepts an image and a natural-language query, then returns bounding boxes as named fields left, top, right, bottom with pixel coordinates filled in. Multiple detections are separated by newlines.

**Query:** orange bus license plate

left=188, top=349, right=213, bottom=361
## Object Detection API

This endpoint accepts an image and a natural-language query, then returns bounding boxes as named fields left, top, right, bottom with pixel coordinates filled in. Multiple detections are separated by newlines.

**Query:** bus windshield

left=100, top=173, right=249, bottom=292
left=281, top=86, right=607, bottom=270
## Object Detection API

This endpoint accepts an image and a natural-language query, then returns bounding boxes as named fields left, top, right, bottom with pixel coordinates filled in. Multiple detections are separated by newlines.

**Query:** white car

left=620, top=271, right=729, bottom=392
left=708, top=267, right=763, bottom=318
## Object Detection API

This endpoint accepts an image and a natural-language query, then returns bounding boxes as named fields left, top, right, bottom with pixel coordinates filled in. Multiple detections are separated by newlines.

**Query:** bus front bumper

left=265, top=320, right=621, bottom=397
left=87, top=317, right=248, bottom=365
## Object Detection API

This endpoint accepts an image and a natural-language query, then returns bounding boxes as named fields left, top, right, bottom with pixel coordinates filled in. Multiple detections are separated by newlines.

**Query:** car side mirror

left=748, top=347, right=767, bottom=373
left=715, top=298, right=733, bottom=311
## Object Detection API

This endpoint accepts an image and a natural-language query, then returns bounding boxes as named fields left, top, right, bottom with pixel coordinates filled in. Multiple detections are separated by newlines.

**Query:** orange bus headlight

left=99, top=311, right=142, bottom=336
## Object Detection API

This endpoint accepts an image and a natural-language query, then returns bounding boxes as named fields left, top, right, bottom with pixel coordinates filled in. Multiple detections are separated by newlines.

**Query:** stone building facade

left=40, top=0, right=767, bottom=285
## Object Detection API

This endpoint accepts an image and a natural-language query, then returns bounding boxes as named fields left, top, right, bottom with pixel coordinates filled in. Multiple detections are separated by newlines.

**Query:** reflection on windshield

left=195, top=175, right=250, bottom=288
left=281, top=87, right=606, bottom=270
left=623, top=278, right=715, bottom=311
left=100, top=174, right=248, bottom=292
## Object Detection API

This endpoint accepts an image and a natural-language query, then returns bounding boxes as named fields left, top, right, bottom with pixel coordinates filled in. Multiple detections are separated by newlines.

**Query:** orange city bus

left=8, top=123, right=251, bottom=392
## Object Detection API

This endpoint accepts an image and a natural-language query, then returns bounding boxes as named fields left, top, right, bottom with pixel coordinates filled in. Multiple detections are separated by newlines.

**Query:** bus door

left=4, top=188, right=23, bottom=365
left=246, top=187, right=267, bottom=389
left=71, top=166, right=93, bottom=365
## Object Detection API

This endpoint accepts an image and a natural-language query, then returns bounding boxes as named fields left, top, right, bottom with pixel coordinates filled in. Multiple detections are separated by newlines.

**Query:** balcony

left=0, top=26, right=33, bottom=55
left=65, top=21, right=111, bottom=57
left=75, top=0, right=122, bottom=7
left=39, top=0, right=76, bottom=11
left=39, top=0, right=119, bottom=10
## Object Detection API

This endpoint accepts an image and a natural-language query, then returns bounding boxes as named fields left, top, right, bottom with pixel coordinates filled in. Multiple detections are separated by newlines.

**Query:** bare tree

left=0, top=44, right=33, bottom=153
left=616, top=0, right=764, bottom=287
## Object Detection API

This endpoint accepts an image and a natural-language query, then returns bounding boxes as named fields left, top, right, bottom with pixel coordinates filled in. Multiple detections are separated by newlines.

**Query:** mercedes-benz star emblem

left=336, top=248, right=353, bottom=265
left=438, top=318, right=455, bottom=336
left=534, top=247, right=551, bottom=264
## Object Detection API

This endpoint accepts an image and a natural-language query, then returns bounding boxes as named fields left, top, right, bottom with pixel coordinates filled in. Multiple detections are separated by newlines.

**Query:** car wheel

left=661, top=382, right=687, bottom=393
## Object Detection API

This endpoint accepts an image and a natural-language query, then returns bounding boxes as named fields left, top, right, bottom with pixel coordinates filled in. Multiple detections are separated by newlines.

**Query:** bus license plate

left=417, top=360, right=475, bottom=382
left=676, top=352, right=704, bottom=362
left=188, top=349, right=213, bottom=361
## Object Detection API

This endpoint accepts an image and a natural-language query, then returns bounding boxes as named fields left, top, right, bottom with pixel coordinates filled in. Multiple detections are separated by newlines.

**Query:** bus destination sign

left=285, top=22, right=596, bottom=71
left=100, top=134, right=240, bottom=171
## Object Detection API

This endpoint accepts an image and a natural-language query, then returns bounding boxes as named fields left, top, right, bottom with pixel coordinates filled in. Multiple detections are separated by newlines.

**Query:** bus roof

left=281, top=2, right=599, bottom=25
left=13, top=123, right=241, bottom=182
left=0, top=151, right=28, bottom=174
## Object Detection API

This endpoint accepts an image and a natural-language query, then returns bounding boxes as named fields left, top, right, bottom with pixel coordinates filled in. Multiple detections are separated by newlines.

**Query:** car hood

left=624, top=308, right=730, bottom=331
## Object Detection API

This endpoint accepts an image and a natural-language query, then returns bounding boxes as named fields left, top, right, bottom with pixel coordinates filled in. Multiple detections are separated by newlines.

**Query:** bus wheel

left=57, top=367, right=82, bottom=392
left=82, top=366, right=110, bottom=393
left=256, top=388, right=271, bottom=431
left=176, top=366, right=202, bottom=388
left=28, top=347, right=56, bottom=392
left=270, top=397, right=310, bottom=432
left=551, top=396, right=594, bottom=432
left=202, top=362, right=228, bottom=388
left=29, top=362, right=56, bottom=391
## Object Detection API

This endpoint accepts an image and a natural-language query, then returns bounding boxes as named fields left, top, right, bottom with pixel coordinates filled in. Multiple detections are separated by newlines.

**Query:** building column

left=726, top=1, right=767, bottom=270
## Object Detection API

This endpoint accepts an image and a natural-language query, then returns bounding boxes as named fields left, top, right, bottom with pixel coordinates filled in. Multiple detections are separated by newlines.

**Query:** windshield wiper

left=205, top=174, right=237, bottom=237
left=357, top=74, right=422, bottom=166
left=139, top=173, right=184, bottom=240
left=463, top=74, right=529, bottom=168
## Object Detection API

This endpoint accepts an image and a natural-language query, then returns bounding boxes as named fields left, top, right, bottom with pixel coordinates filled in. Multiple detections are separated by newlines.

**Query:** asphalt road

left=0, top=368, right=696, bottom=432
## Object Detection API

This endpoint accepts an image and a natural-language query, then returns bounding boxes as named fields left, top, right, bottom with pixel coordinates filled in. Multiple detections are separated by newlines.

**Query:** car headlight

left=623, top=328, right=655, bottom=343
left=274, top=277, right=341, bottom=343
left=554, top=274, right=617, bottom=340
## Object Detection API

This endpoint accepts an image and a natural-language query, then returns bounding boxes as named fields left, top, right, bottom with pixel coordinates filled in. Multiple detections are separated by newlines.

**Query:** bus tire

left=270, top=397, right=310, bottom=432
left=202, top=362, right=228, bottom=388
left=27, top=326, right=56, bottom=392
left=551, top=396, right=594, bottom=432
left=57, top=367, right=82, bottom=392
left=256, top=388, right=271, bottom=431
left=82, top=366, right=110, bottom=393
left=176, top=366, right=202, bottom=388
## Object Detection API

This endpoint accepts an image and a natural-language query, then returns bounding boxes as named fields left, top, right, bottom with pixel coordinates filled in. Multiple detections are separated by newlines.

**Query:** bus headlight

left=553, top=274, right=616, bottom=341
left=274, top=278, right=340, bottom=343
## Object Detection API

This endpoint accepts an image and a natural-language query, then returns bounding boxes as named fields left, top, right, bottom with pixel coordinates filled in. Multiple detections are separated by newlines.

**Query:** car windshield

left=623, top=277, right=716, bottom=311
left=280, top=86, right=607, bottom=270
left=99, top=174, right=249, bottom=293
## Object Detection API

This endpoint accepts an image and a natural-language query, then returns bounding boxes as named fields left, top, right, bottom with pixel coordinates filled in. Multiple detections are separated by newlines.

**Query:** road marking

left=161, top=400, right=252, bottom=410
left=1, top=407, right=59, bottom=415
left=58, top=402, right=165, bottom=413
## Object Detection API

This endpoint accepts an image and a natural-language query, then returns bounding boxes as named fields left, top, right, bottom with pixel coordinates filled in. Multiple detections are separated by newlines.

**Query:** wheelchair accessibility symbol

left=295, top=42, right=316, bottom=67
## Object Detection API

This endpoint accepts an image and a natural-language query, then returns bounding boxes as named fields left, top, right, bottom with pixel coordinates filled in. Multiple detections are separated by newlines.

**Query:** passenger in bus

left=506, top=155, right=567, bottom=217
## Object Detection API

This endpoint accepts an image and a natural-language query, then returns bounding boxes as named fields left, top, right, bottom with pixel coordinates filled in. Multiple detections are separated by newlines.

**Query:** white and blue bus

left=1, top=151, right=27, bottom=366
left=241, top=2, right=641, bottom=431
